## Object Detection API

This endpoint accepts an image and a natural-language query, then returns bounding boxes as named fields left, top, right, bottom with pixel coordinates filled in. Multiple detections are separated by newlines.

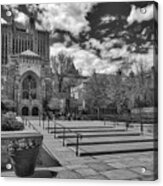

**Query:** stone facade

left=1, top=16, right=53, bottom=116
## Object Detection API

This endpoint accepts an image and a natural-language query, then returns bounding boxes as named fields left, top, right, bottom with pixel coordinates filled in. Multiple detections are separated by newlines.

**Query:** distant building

left=71, top=79, right=88, bottom=111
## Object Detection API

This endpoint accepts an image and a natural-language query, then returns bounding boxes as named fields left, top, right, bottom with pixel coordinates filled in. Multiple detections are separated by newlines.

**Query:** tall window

left=22, top=75, right=37, bottom=100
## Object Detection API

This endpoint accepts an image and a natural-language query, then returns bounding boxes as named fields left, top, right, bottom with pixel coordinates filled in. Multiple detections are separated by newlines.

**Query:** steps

left=50, top=128, right=125, bottom=134
left=45, top=121, right=157, bottom=157
left=57, top=131, right=141, bottom=139
left=78, top=142, right=157, bottom=156
left=47, top=125, right=115, bottom=130
left=67, top=138, right=157, bottom=146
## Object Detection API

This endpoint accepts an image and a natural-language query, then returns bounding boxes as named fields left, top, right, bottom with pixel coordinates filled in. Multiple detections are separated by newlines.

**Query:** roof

left=20, top=50, right=40, bottom=58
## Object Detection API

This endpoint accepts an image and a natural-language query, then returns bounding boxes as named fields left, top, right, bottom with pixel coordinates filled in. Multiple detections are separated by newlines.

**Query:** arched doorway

left=22, top=106, right=29, bottom=116
left=32, top=107, right=39, bottom=116
left=22, top=75, right=37, bottom=100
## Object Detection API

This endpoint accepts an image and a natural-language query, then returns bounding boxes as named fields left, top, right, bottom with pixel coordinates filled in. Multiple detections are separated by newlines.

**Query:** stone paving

left=2, top=120, right=158, bottom=180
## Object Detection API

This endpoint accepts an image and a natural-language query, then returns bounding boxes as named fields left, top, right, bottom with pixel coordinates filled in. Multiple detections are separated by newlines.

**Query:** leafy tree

left=84, top=72, right=111, bottom=118
left=130, top=60, right=154, bottom=108
left=51, top=51, right=79, bottom=112
left=51, top=51, right=78, bottom=93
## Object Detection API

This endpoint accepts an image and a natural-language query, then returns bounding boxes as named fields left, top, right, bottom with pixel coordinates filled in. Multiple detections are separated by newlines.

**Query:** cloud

left=1, top=18, right=7, bottom=24
left=37, top=3, right=95, bottom=37
left=50, top=42, right=119, bottom=76
left=2, top=5, right=29, bottom=26
left=100, top=15, right=116, bottom=24
left=85, top=38, right=103, bottom=50
left=103, top=45, right=129, bottom=59
left=3, top=4, right=18, bottom=11
left=1, top=3, right=154, bottom=76
left=14, top=11, right=29, bottom=25
left=127, top=4, right=156, bottom=25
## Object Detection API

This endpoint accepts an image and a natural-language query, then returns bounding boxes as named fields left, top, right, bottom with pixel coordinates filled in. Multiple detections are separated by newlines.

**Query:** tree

left=51, top=51, right=79, bottom=113
left=130, top=60, right=153, bottom=108
left=84, top=72, right=111, bottom=118
left=51, top=51, right=77, bottom=93
left=118, top=59, right=156, bottom=111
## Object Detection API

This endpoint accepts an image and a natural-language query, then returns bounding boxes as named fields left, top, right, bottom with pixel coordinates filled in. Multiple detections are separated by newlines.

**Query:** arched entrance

left=32, top=107, right=39, bottom=116
left=22, top=106, right=29, bottom=116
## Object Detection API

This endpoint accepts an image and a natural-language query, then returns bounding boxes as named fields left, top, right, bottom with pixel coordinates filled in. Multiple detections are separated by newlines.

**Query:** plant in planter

left=1, top=114, right=25, bottom=170
left=7, top=137, right=43, bottom=177
left=1, top=114, right=24, bottom=131
left=1, top=114, right=43, bottom=177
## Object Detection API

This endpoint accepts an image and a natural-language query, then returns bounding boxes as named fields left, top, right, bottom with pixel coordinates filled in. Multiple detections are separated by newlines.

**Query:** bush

left=1, top=115, right=24, bottom=131
left=1, top=100, right=16, bottom=113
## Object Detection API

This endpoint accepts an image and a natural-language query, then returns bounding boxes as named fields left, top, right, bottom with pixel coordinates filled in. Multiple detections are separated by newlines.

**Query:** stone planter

left=1, top=131, right=43, bottom=177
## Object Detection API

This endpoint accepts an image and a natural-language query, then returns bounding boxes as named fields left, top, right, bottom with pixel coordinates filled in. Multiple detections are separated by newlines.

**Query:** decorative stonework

left=1, top=19, right=52, bottom=116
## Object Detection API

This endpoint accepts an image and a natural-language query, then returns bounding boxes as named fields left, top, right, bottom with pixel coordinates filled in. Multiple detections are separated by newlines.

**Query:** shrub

left=1, top=100, right=16, bottom=113
left=1, top=115, right=24, bottom=131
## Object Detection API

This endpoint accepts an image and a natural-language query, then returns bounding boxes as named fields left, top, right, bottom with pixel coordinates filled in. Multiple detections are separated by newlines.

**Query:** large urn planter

left=2, top=131, right=43, bottom=177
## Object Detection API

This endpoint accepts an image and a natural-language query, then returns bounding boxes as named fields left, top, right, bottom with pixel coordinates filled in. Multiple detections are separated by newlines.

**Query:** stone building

left=1, top=15, right=53, bottom=116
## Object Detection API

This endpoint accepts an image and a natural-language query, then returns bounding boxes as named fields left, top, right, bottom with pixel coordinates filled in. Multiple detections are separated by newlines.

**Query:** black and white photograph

left=1, top=1, right=158, bottom=180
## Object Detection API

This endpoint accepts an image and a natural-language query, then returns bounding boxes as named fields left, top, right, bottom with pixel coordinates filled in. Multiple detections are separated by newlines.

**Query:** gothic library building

left=1, top=16, right=53, bottom=116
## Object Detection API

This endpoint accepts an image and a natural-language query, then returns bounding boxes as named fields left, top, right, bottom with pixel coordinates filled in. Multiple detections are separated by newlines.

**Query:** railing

left=38, top=116, right=146, bottom=156
left=24, top=114, right=155, bottom=156
left=104, top=115, right=156, bottom=135
left=39, top=116, right=83, bottom=156
left=54, top=122, right=83, bottom=156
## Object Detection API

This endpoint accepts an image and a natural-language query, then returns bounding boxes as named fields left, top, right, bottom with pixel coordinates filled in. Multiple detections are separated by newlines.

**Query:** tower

left=28, top=12, right=36, bottom=33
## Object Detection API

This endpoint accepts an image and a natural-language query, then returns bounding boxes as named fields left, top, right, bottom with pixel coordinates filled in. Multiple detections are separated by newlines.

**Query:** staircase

left=46, top=121, right=158, bottom=157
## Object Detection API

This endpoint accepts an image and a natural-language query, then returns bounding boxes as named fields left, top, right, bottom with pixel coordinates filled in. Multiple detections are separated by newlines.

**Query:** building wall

left=1, top=19, right=52, bottom=116
left=1, top=21, right=49, bottom=66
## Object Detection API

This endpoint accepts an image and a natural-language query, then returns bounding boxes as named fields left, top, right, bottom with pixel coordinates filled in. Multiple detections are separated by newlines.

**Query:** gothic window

left=19, top=39, right=21, bottom=53
left=25, top=40, right=28, bottom=51
left=16, top=39, right=18, bottom=53
left=5, top=35, right=7, bottom=64
left=22, top=40, right=24, bottom=52
left=22, top=90, right=29, bottom=99
left=22, top=75, right=37, bottom=100
left=2, top=34, right=4, bottom=64
left=28, top=40, right=30, bottom=49
left=31, top=40, right=33, bottom=51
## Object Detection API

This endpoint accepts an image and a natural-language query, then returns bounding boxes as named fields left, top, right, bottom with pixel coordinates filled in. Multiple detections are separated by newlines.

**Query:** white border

left=0, top=0, right=162, bottom=186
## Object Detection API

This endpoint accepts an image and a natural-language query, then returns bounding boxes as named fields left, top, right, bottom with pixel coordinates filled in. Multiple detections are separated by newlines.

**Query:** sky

left=1, top=2, right=158, bottom=76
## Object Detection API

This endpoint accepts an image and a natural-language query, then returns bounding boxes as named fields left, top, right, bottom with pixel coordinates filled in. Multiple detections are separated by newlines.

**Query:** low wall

left=1, top=130, right=61, bottom=171
left=1, top=130, right=43, bottom=170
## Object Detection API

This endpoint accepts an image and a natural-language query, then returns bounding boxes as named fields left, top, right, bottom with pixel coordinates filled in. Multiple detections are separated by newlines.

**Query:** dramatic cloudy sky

left=1, top=2, right=158, bottom=75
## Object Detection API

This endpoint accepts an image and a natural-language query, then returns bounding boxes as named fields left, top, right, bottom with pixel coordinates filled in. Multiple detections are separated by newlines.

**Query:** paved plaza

left=2, top=120, right=157, bottom=180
